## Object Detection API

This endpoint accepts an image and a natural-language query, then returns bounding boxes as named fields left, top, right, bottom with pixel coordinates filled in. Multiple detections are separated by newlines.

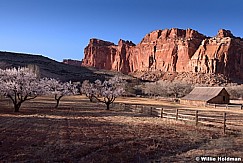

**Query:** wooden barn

left=180, top=87, right=230, bottom=106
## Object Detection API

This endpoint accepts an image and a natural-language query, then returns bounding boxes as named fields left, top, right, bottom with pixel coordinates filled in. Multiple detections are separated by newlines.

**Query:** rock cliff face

left=82, top=38, right=136, bottom=73
left=82, top=28, right=243, bottom=80
left=189, top=29, right=243, bottom=79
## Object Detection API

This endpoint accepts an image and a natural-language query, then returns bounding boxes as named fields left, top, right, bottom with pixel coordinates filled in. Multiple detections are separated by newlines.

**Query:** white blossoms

left=81, top=76, right=126, bottom=110
left=0, top=67, right=78, bottom=111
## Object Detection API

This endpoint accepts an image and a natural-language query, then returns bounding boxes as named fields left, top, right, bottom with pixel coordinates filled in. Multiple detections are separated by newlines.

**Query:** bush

left=226, top=85, right=243, bottom=99
left=142, top=80, right=193, bottom=98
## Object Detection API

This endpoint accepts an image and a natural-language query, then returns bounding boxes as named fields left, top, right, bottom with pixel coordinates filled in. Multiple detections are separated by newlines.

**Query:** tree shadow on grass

left=0, top=110, right=218, bottom=162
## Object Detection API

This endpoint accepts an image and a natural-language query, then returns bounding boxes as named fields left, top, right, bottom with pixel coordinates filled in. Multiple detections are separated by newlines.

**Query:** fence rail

left=120, top=103, right=243, bottom=134
left=206, top=103, right=243, bottom=110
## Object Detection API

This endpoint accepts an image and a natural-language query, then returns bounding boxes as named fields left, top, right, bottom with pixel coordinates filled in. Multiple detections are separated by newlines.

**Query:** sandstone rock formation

left=82, top=38, right=135, bottom=73
left=189, top=29, right=243, bottom=79
left=82, top=28, right=243, bottom=80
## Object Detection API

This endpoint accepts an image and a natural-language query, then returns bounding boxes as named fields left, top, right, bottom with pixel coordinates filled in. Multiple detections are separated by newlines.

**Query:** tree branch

left=92, top=95, right=103, bottom=103
left=111, top=96, right=116, bottom=103
left=25, top=95, right=37, bottom=101
left=55, top=94, right=58, bottom=100
left=17, top=93, right=21, bottom=101
left=56, top=95, right=63, bottom=101
left=104, top=97, right=108, bottom=103
left=14, top=92, right=17, bottom=104
left=7, top=94, right=15, bottom=104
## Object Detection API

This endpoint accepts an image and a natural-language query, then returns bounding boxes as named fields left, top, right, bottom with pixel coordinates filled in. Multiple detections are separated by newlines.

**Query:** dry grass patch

left=0, top=96, right=241, bottom=162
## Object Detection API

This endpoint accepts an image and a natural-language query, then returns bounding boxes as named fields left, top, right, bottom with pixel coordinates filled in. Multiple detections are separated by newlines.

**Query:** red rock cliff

left=82, top=38, right=135, bottom=73
left=189, top=29, right=243, bottom=79
left=82, top=28, right=243, bottom=79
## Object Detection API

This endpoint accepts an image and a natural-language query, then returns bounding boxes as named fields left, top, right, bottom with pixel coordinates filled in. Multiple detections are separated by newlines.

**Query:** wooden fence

left=206, top=103, right=243, bottom=110
left=119, top=103, right=243, bottom=134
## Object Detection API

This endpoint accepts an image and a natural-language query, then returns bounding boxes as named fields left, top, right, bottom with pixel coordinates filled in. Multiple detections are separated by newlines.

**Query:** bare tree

left=142, top=80, right=192, bottom=99
left=226, top=85, right=243, bottom=100
left=143, top=82, right=167, bottom=97
left=167, top=81, right=192, bottom=99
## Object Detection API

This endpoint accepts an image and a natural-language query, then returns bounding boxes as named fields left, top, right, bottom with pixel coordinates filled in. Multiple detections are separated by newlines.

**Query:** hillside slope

left=0, top=51, right=128, bottom=82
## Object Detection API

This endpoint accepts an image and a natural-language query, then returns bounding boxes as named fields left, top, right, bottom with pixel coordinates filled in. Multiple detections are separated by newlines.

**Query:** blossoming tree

left=81, top=76, right=125, bottom=110
left=40, top=78, right=78, bottom=108
left=0, top=67, right=45, bottom=112
left=80, top=80, right=96, bottom=102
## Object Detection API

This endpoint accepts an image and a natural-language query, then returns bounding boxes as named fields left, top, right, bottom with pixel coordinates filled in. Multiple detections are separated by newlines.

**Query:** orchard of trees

left=0, top=66, right=199, bottom=112
left=0, top=67, right=126, bottom=112
left=0, top=67, right=78, bottom=112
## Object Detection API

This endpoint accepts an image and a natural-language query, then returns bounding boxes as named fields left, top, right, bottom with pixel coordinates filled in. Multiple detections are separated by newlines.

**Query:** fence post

left=160, top=108, right=163, bottom=118
left=195, top=110, right=198, bottom=126
left=176, top=109, right=179, bottom=121
left=223, top=112, right=227, bottom=135
left=226, top=104, right=228, bottom=109
left=150, top=107, right=153, bottom=115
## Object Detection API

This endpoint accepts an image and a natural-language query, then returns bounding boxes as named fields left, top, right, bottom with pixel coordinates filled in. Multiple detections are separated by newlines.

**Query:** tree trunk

left=106, top=102, right=110, bottom=110
left=55, top=98, right=60, bottom=108
left=89, top=96, right=93, bottom=102
left=14, top=103, right=21, bottom=112
left=55, top=96, right=63, bottom=108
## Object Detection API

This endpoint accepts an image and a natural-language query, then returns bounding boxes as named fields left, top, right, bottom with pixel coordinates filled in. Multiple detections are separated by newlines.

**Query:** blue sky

left=0, top=0, right=242, bottom=61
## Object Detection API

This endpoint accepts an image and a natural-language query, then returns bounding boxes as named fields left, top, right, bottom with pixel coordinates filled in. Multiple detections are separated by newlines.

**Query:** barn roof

left=181, top=87, right=228, bottom=102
